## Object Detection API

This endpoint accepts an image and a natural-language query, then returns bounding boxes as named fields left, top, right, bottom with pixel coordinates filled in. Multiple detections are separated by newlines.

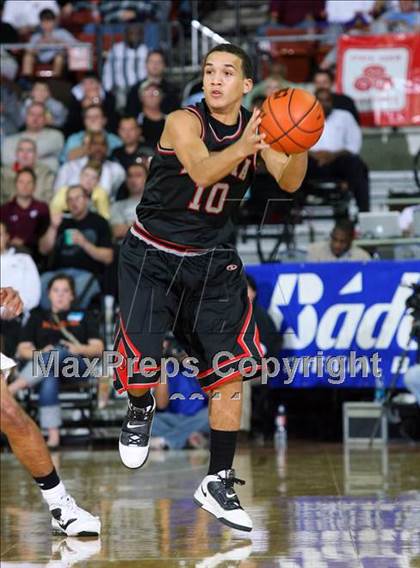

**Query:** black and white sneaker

left=119, top=395, right=156, bottom=469
left=50, top=494, right=101, bottom=536
left=193, top=469, right=252, bottom=532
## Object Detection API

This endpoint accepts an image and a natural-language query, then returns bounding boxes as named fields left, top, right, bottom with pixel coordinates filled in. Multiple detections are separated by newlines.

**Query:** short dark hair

left=39, top=8, right=56, bottom=21
left=333, top=219, right=355, bottom=238
left=83, top=104, right=105, bottom=118
left=146, top=49, right=166, bottom=64
left=119, top=115, right=139, bottom=126
left=127, top=162, right=148, bottom=176
left=313, top=69, right=334, bottom=82
left=66, top=184, right=89, bottom=200
left=16, top=167, right=36, bottom=184
left=47, top=273, right=76, bottom=296
left=203, top=44, right=253, bottom=79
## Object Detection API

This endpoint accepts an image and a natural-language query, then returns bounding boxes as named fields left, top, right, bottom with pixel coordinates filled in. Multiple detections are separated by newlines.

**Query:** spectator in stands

left=111, top=162, right=147, bottom=240
left=0, top=221, right=41, bottom=357
left=126, top=50, right=180, bottom=116
left=372, top=0, right=420, bottom=33
left=151, top=339, right=209, bottom=450
left=399, top=205, right=420, bottom=236
left=54, top=133, right=125, bottom=200
left=265, top=0, right=325, bottom=29
left=1, top=138, right=54, bottom=205
left=312, top=69, right=360, bottom=123
left=39, top=185, right=113, bottom=309
left=136, top=82, right=166, bottom=149
left=102, top=23, right=148, bottom=107
left=22, top=8, right=76, bottom=77
left=0, top=168, right=50, bottom=256
left=307, top=219, right=371, bottom=261
left=98, top=1, right=155, bottom=23
left=13, top=273, right=104, bottom=449
left=60, top=104, right=122, bottom=163
left=2, top=102, right=64, bottom=172
left=21, top=82, right=68, bottom=129
left=2, top=0, right=59, bottom=36
left=245, top=62, right=295, bottom=109
left=65, top=73, right=118, bottom=135
left=306, top=88, right=370, bottom=212
left=0, top=76, right=23, bottom=138
left=325, top=0, right=376, bottom=28
left=51, top=163, right=110, bottom=220
left=111, top=116, right=154, bottom=170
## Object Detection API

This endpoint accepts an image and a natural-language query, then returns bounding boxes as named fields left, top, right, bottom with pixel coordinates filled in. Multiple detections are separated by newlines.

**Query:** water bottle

left=374, top=375, right=386, bottom=402
left=274, top=404, right=287, bottom=448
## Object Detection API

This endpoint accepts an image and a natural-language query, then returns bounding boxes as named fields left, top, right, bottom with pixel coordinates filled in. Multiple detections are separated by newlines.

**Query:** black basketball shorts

left=113, top=232, right=263, bottom=393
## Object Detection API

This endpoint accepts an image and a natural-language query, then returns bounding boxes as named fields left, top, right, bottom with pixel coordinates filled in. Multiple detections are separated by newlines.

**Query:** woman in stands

left=10, top=274, right=104, bottom=449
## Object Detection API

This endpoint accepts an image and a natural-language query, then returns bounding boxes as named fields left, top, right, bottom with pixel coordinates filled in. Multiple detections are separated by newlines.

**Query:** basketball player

left=0, top=286, right=100, bottom=536
left=115, top=44, right=308, bottom=532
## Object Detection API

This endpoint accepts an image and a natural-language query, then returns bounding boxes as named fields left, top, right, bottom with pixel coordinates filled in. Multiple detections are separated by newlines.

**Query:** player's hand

left=236, top=108, right=269, bottom=158
left=0, top=287, right=23, bottom=318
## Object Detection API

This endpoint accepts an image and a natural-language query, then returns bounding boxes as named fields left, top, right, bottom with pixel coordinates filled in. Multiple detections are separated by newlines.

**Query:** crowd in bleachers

left=0, top=0, right=419, bottom=445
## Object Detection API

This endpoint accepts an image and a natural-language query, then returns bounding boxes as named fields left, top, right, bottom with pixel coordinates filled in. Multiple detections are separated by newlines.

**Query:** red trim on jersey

left=208, top=110, right=243, bottom=142
left=202, top=365, right=262, bottom=392
left=157, top=143, right=176, bottom=155
left=253, top=325, right=265, bottom=357
left=132, top=220, right=210, bottom=254
left=185, top=106, right=205, bottom=139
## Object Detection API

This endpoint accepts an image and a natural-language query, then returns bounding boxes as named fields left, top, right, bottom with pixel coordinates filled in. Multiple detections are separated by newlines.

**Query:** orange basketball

left=259, top=87, right=325, bottom=154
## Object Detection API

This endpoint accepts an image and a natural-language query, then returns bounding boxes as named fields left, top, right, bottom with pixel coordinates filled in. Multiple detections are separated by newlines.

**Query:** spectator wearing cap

left=21, top=82, right=68, bottom=129
left=2, top=102, right=64, bottom=172
left=126, top=50, right=180, bottom=116
left=102, top=23, right=148, bottom=108
left=60, top=104, right=122, bottom=163
left=54, top=132, right=125, bottom=200
left=65, top=73, right=118, bottom=135
left=39, top=185, right=114, bottom=309
left=111, top=116, right=154, bottom=171
left=307, top=219, right=371, bottom=261
left=305, top=88, right=370, bottom=212
left=111, top=162, right=147, bottom=241
left=51, top=162, right=110, bottom=220
left=0, top=168, right=50, bottom=256
left=136, top=81, right=166, bottom=149
left=22, top=8, right=76, bottom=77
left=1, top=138, right=54, bottom=205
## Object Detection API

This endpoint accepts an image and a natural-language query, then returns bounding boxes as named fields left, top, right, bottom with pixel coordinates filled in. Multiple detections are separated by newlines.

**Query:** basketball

left=260, top=87, right=325, bottom=154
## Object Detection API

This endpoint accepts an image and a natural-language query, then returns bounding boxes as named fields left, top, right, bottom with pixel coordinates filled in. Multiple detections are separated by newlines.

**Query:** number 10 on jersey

left=188, top=182, right=229, bottom=214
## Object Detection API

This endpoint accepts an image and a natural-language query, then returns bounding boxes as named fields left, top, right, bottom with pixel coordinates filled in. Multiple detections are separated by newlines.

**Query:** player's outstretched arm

left=261, top=148, right=308, bottom=193
left=163, top=108, right=268, bottom=188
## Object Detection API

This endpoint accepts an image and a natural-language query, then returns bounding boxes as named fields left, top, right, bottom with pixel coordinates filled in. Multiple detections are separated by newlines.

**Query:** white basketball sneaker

left=119, top=395, right=156, bottom=469
left=193, top=469, right=252, bottom=532
left=50, top=494, right=101, bottom=536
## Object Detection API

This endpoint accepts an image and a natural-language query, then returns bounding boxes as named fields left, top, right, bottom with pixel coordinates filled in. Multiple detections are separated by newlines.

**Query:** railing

left=191, top=19, right=228, bottom=69
left=0, top=43, right=93, bottom=72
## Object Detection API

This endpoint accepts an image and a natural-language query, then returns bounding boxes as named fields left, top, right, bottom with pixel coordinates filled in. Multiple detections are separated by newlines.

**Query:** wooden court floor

left=1, top=443, right=420, bottom=567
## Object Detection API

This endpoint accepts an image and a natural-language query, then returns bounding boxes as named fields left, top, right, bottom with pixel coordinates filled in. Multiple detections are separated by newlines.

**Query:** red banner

left=336, top=34, right=420, bottom=127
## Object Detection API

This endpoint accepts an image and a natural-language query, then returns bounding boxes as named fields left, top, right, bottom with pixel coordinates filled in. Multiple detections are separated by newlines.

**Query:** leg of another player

left=193, top=377, right=253, bottom=532
left=0, top=376, right=100, bottom=536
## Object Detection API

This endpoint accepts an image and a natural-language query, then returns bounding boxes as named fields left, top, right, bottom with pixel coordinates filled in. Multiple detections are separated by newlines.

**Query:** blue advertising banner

left=247, top=261, right=420, bottom=388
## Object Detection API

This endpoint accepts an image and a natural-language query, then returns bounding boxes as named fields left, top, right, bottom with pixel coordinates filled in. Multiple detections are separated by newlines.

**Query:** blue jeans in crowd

left=152, top=408, right=209, bottom=449
left=21, top=346, right=88, bottom=429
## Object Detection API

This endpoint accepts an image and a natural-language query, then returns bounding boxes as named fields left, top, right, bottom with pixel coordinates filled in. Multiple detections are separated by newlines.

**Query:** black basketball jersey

left=135, top=100, right=255, bottom=249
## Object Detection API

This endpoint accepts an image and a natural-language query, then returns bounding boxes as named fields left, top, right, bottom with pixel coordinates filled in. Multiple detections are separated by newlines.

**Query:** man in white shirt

left=2, top=103, right=64, bottom=173
left=2, top=0, right=58, bottom=33
left=305, top=88, right=370, bottom=211
left=54, top=132, right=125, bottom=200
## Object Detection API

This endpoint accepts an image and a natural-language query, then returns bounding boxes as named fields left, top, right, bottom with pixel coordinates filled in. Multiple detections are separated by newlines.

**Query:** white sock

left=41, top=481, right=67, bottom=508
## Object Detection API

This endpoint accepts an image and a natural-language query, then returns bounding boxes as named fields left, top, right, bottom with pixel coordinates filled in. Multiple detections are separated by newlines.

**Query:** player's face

left=203, top=52, right=252, bottom=110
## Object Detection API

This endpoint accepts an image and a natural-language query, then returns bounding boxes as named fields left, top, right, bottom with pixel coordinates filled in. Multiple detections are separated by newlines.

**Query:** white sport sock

left=40, top=481, right=67, bottom=507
